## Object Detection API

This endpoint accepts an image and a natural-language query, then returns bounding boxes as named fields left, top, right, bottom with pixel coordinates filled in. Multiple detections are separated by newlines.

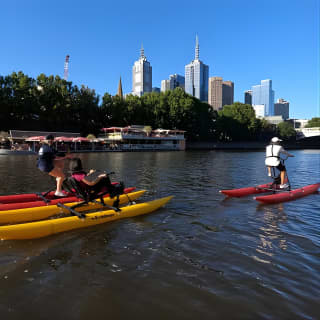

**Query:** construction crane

left=63, top=55, right=70, bottom=80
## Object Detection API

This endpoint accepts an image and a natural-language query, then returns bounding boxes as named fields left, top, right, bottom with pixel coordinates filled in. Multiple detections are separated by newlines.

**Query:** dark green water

left=0, top=150, right=319, bottom=319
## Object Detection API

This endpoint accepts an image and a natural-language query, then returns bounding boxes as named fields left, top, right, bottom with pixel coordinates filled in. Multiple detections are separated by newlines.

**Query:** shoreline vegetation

left=187, top=138, right=320, bottom=150
left=0, top=71, right=319, bottom=146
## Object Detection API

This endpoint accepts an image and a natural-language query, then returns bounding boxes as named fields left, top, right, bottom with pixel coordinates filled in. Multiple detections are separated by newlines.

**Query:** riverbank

left=187, top=138, right=320, bottom=150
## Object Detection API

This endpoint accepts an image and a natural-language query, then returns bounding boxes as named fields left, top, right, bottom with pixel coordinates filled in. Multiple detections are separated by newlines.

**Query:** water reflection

left=253, top=204, right=288, bottom=264
left=0, top=150, right=319, bottom=319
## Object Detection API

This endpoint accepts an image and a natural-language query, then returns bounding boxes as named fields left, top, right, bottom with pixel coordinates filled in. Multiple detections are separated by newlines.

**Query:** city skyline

left=0, top=0, right=318, bottom=119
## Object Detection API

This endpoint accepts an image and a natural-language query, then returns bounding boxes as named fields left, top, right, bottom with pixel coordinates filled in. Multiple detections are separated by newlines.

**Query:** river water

left=0, top=150, right=319, bottom=320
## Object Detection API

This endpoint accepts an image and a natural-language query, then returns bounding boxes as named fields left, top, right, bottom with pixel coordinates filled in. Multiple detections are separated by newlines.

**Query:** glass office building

left=161, top=74, right=185, bottom=92
left=252, top=79, right=274, bottom=116
left=244, top=90, right=252, bottom=105
left=185, top=36, right=209, bottom=102
left=169, top=74, right=185, bottom=90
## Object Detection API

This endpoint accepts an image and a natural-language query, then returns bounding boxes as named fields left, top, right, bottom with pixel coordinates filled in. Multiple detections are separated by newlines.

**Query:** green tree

left=305, top=117, right=320, bottom=127
left=277, top=121, right=296, bottom=139
left=216, top=102, right=260, bottom=141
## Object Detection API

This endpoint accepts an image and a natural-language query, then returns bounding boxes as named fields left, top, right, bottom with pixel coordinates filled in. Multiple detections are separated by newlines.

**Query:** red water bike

left=220, top=158, right=320, bottom=204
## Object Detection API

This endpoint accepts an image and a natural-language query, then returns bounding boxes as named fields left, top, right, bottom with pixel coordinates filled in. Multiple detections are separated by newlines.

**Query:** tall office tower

left=274, top=98, right=289, bottom=119
left=132, top=45, right=152, bottom=96
left=161, top=79, right=171, bottom=92
left=208, top=77, right=223, bottom=110
left=185, top=35, right=209, bottom=102
left=244, top=90, right=252, bottom=105
left=222, top=81, right=234, bottom=106
left=252, top=79, right=275, bottom=116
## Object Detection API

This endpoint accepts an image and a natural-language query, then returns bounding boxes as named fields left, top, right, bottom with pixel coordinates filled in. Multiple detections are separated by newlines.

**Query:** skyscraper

left=274, top=98, right=289, bottom=119
left=244, top=90, right=252, bottom=105
left=252, top=79, right=274, bottom=116
left=222, top=81, right=234, bottom=106
left=185, top=36, right=209, bottom=102
left=132, top=45, right=152, bottom=96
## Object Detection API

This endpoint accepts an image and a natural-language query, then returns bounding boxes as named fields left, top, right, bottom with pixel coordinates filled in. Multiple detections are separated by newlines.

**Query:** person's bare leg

left=268, top=166, right=271, bottom=176
left=280, top=171, right=285, bottom=185
left=49, top=167, right=65, bottom=192
left=56, top=176, right=64, bottom=193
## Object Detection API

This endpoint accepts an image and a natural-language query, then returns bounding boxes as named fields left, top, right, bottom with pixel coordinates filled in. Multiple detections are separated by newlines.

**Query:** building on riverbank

left=100, top=126, right=186, bottom=151
left=4, top=127, right=186, bottom=153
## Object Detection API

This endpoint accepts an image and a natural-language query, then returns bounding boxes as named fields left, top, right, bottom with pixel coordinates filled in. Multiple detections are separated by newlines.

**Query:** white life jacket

left=265, top=144, right=283, bottom=167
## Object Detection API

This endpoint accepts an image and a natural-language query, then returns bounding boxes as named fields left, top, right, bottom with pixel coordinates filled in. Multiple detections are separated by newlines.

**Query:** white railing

left=122, top=144, right=179, bottom=150
left=104, top=133, right=185, bottom=141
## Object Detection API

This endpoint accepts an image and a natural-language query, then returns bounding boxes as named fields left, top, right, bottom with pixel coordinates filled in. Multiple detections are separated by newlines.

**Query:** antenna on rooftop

left=64, top=55, right=70, bottom=80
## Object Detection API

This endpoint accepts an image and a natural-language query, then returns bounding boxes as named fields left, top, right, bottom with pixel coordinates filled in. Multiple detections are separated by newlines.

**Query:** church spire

left=195, top=34, right=199, bottom=60
left=117, top=76, right=123, bottom=99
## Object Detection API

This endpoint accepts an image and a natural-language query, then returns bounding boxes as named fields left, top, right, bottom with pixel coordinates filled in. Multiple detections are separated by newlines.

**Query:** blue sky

left=0, top=0, right=319, bottom=119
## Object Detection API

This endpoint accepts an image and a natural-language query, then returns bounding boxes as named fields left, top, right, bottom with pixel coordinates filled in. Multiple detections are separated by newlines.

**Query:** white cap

left=271, top=137, right=282, bottom=143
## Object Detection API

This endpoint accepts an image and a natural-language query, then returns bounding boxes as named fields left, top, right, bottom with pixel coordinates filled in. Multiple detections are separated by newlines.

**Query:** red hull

left=0, top=187, right=136, bottom=211
left=254, top=183, right=320, bottom=204
left=219, top=182, right=280, bottom=197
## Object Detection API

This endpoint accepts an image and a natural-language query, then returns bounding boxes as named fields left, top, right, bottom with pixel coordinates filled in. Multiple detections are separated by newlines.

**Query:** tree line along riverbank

left=1, top=71, right=319, bottom=143
left=187, top=137, right=320, bottom=150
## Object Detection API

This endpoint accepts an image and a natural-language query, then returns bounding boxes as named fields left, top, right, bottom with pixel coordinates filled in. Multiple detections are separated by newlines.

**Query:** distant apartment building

left=161, top=74, right=185, bottom=92
left=244, top=90, right=252, bottom=105
left=185, top=35, right=209, bottom=102
left=208, top=77, right=234, bottom=110
left=274, top=98, right=289, bottom=120
left=208, top=77, right=222, bottom=110
left=222, top=81, right=234, bottom=106
left=252, top=79, right=274, bottom=116
left=132, top=45, right=152, bottom=96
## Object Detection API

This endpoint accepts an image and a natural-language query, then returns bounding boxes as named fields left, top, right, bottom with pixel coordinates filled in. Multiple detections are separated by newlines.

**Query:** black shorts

left=37, top=160, right=54, bottom=173
left=276, top=162, right=286, bottom=171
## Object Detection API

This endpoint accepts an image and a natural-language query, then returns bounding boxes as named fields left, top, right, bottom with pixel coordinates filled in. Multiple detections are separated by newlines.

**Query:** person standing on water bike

left=265, top=137, right=294, bottom=189
left=37, top=134, right=71, bottom=197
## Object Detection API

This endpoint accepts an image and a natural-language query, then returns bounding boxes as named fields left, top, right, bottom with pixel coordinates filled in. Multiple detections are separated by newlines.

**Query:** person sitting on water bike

left=265, top=137, right=294, bottom=189
left=69, top=157, right=112, bottom=193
